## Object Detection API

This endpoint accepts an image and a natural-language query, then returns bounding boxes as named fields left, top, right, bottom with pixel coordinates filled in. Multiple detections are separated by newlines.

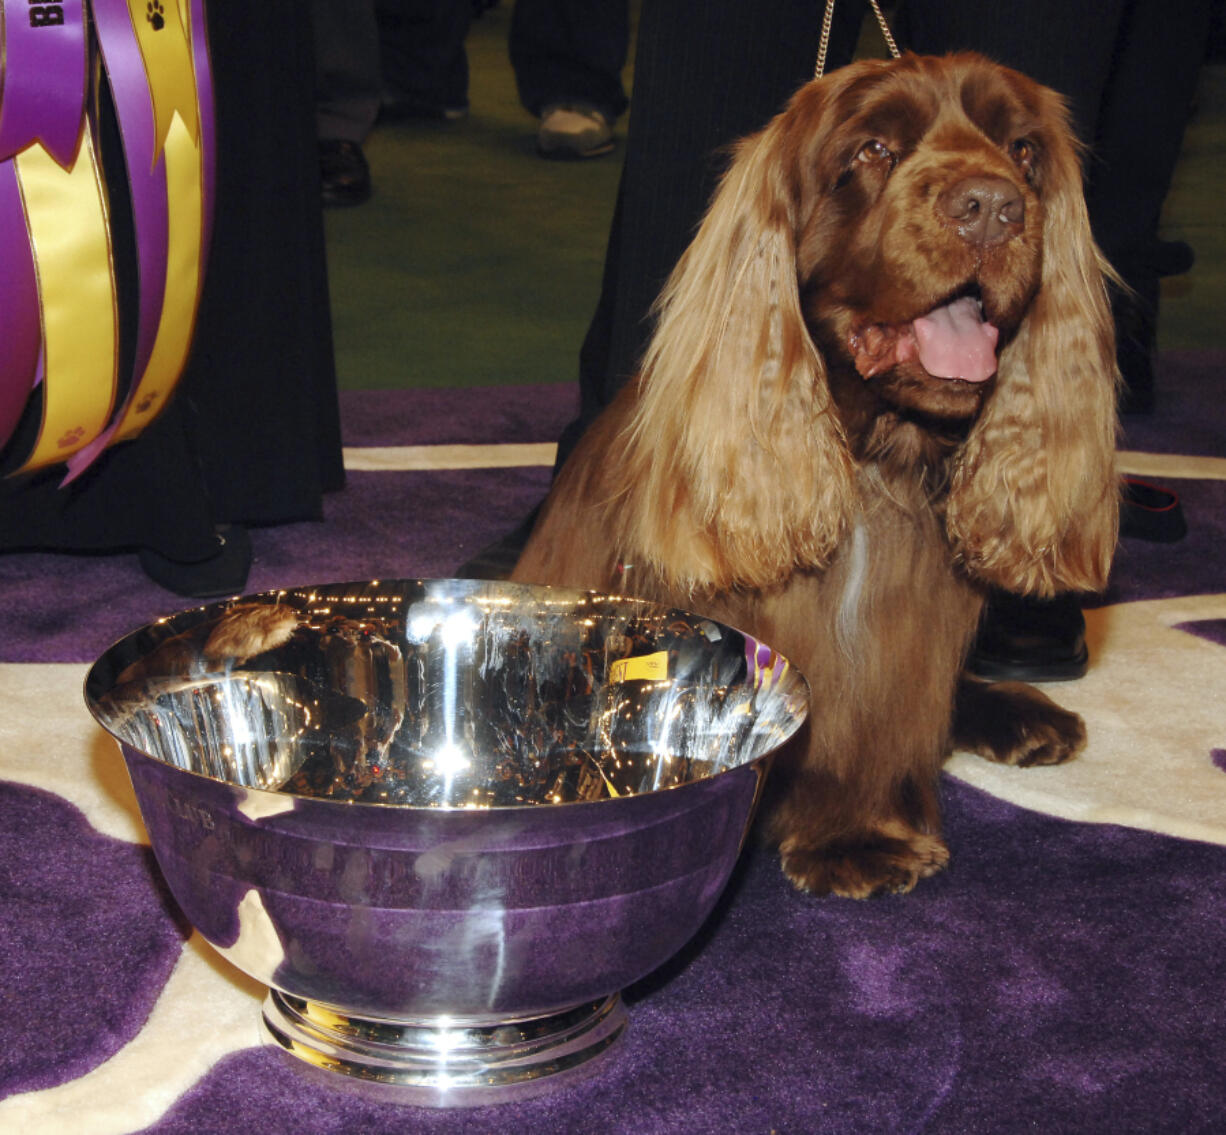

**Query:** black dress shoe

left=1120, top=477, right=1187, bottom=542
left=966, top=592, right=1089, bottom=682
left=319, top=139, right=371, bottom=207
left=138, top=525, right=253, bottom=598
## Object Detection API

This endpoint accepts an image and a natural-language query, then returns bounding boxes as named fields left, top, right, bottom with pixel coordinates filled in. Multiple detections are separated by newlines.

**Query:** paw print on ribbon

left=146, top=0, right=165, bottom=30
left=57, top=426, right=86, bottom=450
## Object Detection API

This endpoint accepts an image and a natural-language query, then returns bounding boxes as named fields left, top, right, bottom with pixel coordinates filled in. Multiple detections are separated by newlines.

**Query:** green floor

left=323, top=5, right=629, bottom=391
left=1156, top=62, right=1226, bottom=352
left=324, top=7, right=1224, bottom=393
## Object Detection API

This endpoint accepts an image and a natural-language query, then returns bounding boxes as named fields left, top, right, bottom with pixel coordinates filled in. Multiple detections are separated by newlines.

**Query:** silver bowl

left=85, top=579, right=808, bottom=1106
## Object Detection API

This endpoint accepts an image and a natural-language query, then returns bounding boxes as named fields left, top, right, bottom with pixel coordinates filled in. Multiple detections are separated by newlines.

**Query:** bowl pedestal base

left=261, top=989, right=628, bottom=1107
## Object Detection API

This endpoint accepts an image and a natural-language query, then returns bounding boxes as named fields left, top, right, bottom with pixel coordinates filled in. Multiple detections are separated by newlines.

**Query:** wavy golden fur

left=513, top=54, right=1119, bottom=898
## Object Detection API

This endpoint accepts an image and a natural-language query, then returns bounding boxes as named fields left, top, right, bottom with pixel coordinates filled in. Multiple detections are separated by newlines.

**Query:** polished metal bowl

left=85, top=579, right=808, bottom=1106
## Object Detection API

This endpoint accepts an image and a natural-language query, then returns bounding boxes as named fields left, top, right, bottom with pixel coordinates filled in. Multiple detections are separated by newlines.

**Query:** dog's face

left=792, top=56, right=1066, bottom=425
left=625, top=52, right=1116, bottom=596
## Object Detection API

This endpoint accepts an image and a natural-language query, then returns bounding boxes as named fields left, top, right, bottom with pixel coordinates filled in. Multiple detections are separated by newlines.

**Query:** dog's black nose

left=939, top=176, right=1025, bottom=246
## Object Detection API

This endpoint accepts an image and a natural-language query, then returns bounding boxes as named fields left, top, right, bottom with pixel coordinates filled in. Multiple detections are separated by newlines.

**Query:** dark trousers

left=509, top=0, right=630, bottom=121
left=313, top=0, right=382, bottom=142
left=559, top=0, right=861, bottom=467
left=377, top=0, right=473, bottom=112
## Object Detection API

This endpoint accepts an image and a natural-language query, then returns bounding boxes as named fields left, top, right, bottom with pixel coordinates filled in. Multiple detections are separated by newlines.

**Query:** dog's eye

left=1009, top=137, right=1036, bottom=173
left=834, top=139, right=897, bottom=190
left=856, top=139, right=895, bottom=167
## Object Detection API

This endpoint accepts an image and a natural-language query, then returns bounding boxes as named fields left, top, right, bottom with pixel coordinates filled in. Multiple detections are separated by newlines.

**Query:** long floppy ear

left=613, top=103, right=857, bottom=596
left=946, top=88, right=1119, bottom=597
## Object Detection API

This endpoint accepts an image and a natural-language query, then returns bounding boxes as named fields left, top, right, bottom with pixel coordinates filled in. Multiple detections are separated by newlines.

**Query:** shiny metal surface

left=85, top=579, right=809, bottom=1105
left=262, top=990, right=628, bottom=1105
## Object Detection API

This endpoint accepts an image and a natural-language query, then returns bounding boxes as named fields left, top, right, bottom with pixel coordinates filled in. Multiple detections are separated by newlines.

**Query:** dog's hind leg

left=952, top=676, right=1086, bottom=767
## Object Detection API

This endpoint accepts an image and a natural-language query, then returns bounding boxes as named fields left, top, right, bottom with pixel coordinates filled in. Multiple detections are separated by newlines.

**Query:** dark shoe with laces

left=319, top=139, right=372, bottom=207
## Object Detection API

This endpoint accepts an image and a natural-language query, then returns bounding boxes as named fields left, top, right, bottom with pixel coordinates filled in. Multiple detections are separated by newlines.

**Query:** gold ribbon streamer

left=109, top=111, right=204, bottom=443
left=130, top=0, right=201, bottom=158
left=13, top=132, right=119, bottom=473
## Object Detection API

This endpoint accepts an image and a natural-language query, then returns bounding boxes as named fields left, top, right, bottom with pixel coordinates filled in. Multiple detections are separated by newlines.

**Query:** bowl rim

left=84, top=578, right=811, bottom=813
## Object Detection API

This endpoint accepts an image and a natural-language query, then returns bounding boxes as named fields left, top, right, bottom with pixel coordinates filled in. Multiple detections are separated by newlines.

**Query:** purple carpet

left=0, top=782, right=188, bottom=1097
left=1, top=360, right=1224, bottom=1132
left=139, top=789, right=1226, bottom=1134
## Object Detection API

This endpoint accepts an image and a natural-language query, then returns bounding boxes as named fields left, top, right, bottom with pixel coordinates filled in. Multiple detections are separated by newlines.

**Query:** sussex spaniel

left=512, top=54, right=1119, bottom=898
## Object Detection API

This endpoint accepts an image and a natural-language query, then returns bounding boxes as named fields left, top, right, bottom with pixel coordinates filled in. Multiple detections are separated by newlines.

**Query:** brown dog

left=513, top=54, right=1119, bottom=898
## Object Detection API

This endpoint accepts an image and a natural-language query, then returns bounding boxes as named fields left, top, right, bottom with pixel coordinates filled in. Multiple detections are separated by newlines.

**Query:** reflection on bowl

left=85, top=579, right=809, bottom=1106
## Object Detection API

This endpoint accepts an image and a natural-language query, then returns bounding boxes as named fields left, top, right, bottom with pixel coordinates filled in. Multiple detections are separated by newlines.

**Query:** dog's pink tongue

left=912, top=296, right=999, bottom=382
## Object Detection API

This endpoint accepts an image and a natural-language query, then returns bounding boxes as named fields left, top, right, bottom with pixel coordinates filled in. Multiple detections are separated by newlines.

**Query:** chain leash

left=816, top=0, right=902, bottom=78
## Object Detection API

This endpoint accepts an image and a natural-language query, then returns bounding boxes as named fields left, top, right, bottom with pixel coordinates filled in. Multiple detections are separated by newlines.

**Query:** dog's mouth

left=849, top=291, right=1000, bottom=383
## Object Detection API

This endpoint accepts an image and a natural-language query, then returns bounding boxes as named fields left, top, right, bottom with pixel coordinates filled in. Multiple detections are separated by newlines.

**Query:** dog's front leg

left=764, top=707, right=954, bottom=900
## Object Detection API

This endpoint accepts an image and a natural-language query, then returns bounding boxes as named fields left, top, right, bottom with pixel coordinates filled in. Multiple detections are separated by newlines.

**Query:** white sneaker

left=537, top=103, right=614, bottom=159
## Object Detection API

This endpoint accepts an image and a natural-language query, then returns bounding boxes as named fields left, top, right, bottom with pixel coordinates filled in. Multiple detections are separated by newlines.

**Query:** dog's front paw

left=780, top=824, right=950, bottom=899
left=954, top=679, right=1086, bottom=768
